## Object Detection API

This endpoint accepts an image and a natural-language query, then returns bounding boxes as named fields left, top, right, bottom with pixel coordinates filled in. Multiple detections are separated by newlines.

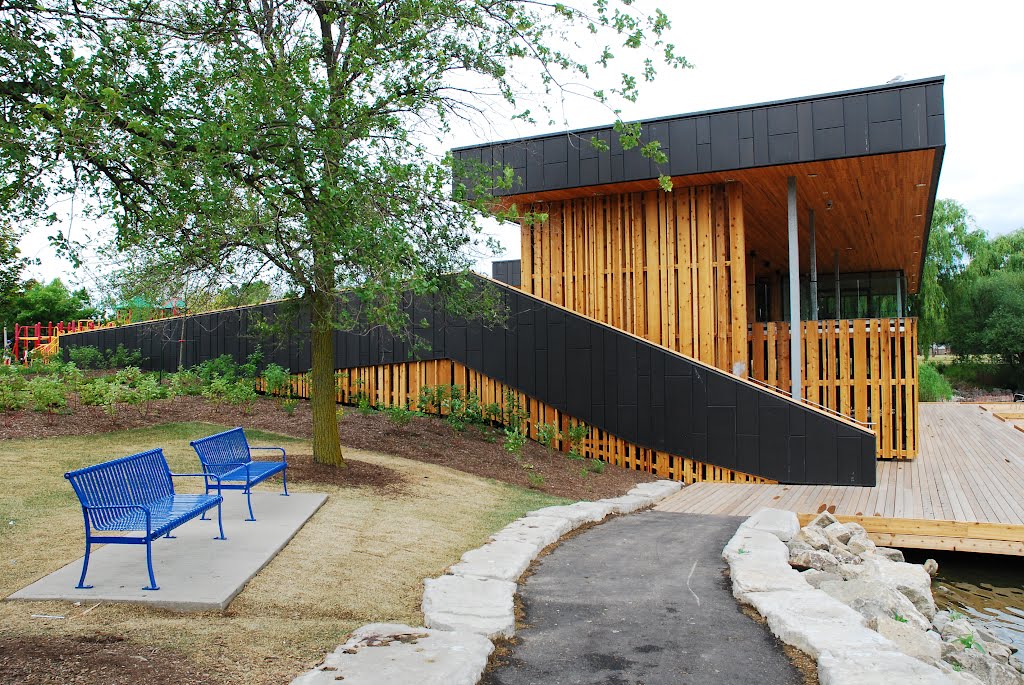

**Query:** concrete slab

left=6, top=491, right=327, bottom=611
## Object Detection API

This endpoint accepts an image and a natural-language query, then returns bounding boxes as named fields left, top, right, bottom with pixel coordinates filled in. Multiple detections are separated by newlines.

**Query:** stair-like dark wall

left=61, top=276, right=876, bottom=486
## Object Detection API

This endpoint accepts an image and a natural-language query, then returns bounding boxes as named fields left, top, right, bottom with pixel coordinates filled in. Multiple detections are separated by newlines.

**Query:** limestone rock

left=525, top=501, right=615, bottom=527
left=787, top=539, right=815, bottom=557
left=875, top=547, right=906, bottom=563
left=597, top=494, right=653, bottom=515
left=933, top=610, right=954, bottom=632
left=744, top=589, right=894, bottom=659
left=790, top=549, right=841, bottom=573
left=801, top=569, right=843, bottom=589
left=818, top=649, right=954, bottom=684
left=729, top=555, right=812, bottom=601
left=809, top=511, right=841, bottom=529
left=832, top=546, right=859, bottom=564
left=795, top=525, right=831, bottom=550
left=422, top=575, right=516, bottom=638
left=290, top=623, right=493, bottom=685
left=848, top=534, right=877, bottom=556
left=941, top=618, right=978, bottom=643
left=625, top=480, right=682, bottom=502
left=448, top=539, right=537, bottom=582
left=944, top=640, right=1024, bottom=685
left=923, top=558, right=939, bottom=577
left=819, top=578, right=930, bottom=632
left=921, top=657, right=987, bottom=684
left=491, top=515, right=571, bottom=550
left=845, top=521, right=868, bottom=537
left=838, top=563, right=867, bottom=580
left=860, top=556, right=937, bottom=619
left=825, top=522, right=854, bottom=545
left=870, top=615, right=942, bottom=660
left=723, top=528, right=789, bottom=565
left=741, top=508, right=801, bottom=542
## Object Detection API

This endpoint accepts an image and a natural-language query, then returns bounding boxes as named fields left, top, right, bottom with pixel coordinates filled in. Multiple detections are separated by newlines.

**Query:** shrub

left=198, top=355, right=239, bottom=383
left=262, top=363, right=291, bottom=396
left=503, top=427, right=526, bottom=456
left=586, top=458, right=606, bottom=474
left=357, top=396, right=374, bottom=414
left=135, top=375, right=166, bottom=417
left=237, top=349, right=263, bottom=379
left=224, top=380, right=258, bottom=413
left=68, top=345, right=105, bottom=369
left=565, top=421, right=589, bottom=457
left=27, top=376, right=66, bottom=414
left=537, top=422, right=558, bottom=451
left=526, top=471, right=545, bottom=489
left=78, top=380, right=108, bottom=407
left=169, top=369, right=204, bottom=397
left=114, top=366, right=144, bottom=387
left=105, top=344, right=143, bottom=369
left=919, top=362, right=953, bottom=402
left=281, top=398, right=299, bottom=415
left=59, top=362, right=85, bottom=393
left=202, top=374, right=234, bottom=402
left=0, top=374, right=26, bottom=411
left=384, top=405, right=414, bottom=425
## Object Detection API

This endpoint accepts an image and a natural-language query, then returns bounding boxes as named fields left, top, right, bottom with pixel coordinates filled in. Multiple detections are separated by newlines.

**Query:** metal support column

left=809, top=209, right=818, bottom=321
left=787, top=177, right=801, bottom=401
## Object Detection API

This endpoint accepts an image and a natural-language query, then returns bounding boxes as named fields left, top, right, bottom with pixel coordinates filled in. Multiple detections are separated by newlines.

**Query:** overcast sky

left=18, top=0, right=1024, bottom=289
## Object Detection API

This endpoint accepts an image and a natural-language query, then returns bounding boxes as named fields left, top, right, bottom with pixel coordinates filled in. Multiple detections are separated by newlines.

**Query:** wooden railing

left=748, top=318, right=918, bottom=460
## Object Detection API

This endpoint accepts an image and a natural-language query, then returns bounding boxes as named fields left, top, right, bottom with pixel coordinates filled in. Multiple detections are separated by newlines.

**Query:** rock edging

left=292, top=479, right=682, bottom=684
left=724, top=509, right=1024, bottom=685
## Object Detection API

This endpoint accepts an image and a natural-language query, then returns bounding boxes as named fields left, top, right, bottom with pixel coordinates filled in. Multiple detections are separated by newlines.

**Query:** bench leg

left=75, top=539, right=94, bottom=589
left=245, top=483, right=256, bottom=522
left=214, top=502, right=226, bottom=540
left=282, top=467, right=289, bottom=497
left=142, top=538, right=159, bottom=591
left=200, top=480, right=211, bottom=520
left=164, top=531, right=177, bottom=539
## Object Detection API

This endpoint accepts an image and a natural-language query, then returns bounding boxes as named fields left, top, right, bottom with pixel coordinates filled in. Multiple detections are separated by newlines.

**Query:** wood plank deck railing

left=748, top=318, right=918, bottom=459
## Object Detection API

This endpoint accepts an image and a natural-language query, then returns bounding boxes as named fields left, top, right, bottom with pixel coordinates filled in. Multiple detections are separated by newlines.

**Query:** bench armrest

left=250, top=446, right=287, bottom=463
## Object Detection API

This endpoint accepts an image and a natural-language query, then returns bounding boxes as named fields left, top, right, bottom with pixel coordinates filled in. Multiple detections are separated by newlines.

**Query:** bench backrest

left=190, top=427, right=252, bottom=477
left=65, top=449, right=175, bottom=526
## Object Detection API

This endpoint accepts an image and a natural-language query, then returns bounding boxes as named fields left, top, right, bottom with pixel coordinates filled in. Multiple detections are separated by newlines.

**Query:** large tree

left=1, top=0, right=685, bottom=465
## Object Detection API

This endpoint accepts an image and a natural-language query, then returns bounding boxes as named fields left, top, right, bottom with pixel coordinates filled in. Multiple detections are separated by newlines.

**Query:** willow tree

left=0, top=0, right=687, bottom=465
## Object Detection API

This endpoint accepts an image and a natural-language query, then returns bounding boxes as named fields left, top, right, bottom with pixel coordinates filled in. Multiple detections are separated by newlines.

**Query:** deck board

left=656, top=403, right=1024, bottom=555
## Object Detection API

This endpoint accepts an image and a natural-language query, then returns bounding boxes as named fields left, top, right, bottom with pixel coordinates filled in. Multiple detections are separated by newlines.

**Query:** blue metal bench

left=189, top=427, right=288, bottom=522
left=64, top=449, right=225, bottom=591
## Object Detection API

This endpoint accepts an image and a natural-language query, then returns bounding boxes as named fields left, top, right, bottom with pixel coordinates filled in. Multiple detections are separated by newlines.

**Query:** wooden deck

left=656, top=403, right=1024, bottom=556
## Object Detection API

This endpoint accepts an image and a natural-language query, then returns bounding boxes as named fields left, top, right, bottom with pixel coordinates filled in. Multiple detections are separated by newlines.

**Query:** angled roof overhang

left=454, top=76, right=945, bottom=294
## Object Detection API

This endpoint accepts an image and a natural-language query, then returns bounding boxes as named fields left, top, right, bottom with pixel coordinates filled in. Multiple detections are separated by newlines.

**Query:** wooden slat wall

left=520, top=183, right=748, bottom=375
left=748, top=318, right=918, bottom=459
left=258, top=359, right=772, bottom=485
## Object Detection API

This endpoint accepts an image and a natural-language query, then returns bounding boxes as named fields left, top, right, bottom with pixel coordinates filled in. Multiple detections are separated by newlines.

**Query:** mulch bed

left=0, top=395, right=655, bottom=500
left=0, top=636, right=219, bottom=685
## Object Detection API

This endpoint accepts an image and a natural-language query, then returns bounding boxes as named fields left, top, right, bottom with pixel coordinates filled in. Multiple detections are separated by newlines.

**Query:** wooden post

left=809, top=209, right=818, bottom=321
left=787, top=176, right=801, bottom=401
left=834, top=249, right=841, bottom=319
left=727, top=183, right=748, bottom=377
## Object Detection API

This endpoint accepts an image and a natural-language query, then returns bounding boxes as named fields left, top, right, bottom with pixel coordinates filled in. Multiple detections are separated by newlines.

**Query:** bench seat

left=65, top=448, right=225, bottom=591
left=190, top=427, right=289, bottom=521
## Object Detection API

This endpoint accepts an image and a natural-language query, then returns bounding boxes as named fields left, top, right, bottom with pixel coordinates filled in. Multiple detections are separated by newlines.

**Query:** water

left=903, top=549, right=1024, bottom=651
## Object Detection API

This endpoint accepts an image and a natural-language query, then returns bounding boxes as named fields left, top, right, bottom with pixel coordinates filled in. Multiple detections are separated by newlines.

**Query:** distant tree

left=0, top=1, right=687, bottom=466
left=947, top=270, right=1024, bottom=386
left=910, top=199, right=987, bottom=354
left=4, top=279, right=97, bottom=324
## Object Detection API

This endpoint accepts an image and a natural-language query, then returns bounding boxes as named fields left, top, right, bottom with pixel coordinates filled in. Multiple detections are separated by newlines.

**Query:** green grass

left=919, top=361, right=954, bottom=402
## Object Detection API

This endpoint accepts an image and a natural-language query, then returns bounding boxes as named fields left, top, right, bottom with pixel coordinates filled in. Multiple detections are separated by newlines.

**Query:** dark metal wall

left=61, top=277, right=876, bottom=486
left=454, top=77, right=944, bottom=198
left=491, top=260, right=522, bottom=287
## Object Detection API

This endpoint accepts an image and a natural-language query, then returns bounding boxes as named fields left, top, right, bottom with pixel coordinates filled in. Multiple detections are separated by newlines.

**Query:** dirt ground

left=0, top=395, right=655, bottom=500
left=0, top=424, right=568, bottom=684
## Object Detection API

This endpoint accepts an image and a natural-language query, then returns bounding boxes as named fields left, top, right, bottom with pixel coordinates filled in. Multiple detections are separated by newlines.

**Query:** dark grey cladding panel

left=451, top=78, right=943, bottom=197
left=62, top=276, right=877, bottom=485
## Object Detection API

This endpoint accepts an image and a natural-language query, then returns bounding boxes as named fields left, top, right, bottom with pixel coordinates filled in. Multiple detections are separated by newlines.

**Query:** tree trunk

left=310, top=292, right=345, bottom=467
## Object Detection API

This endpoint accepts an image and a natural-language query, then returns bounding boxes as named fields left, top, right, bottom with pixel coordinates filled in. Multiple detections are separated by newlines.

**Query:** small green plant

left=336, top=406, right=346, bottom=421
left=503, top=427, right=526, bottom=456
left=952, top=664, right=962, bottom=673
left=237, top=348, right=263, bottom=379
left=67, top=345, right=105, bottom=369
left=502, top=389, right=528, bottom=430
left=892, top=613, right=908, bottom=623
left=202, top=374, right=234, bottom=402
left=384, top=405, right=414, bottom=426
left=482, top=402, right=502, bottom=424
left=526, top=471, right=545, bottom=489
left=949, top=610, right=965, bottom=622
left=59, top=362, right=85, bottom=395
left=197, top=355, right=239, bottom=383
left=463, top=390, right=483, bottom=425
left=586, top=458, right=605, bottom=474
left=565, top=421, right=589, bottom=458
left=357, top=396, right=374, bottom=414
left=77, top=380, right=108, bottom=407
left=135, top=374, right=165, bottom=417
left=281, top=398, right=299, bottom=415
left=27, top=375, right=66, bottom=415
left=738, top=548, right=749, bottom=555
left=956, top=634, right=985, bottom=653
left=537, top=422, right=558, bottom=451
